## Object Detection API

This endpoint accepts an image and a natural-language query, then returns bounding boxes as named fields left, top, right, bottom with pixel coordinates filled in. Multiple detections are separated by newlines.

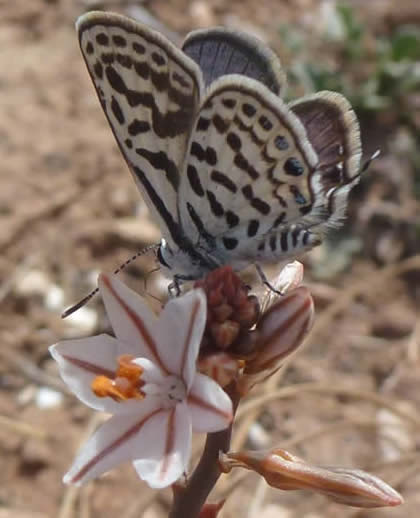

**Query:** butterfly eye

left=157, top=246, right=170, bottom=268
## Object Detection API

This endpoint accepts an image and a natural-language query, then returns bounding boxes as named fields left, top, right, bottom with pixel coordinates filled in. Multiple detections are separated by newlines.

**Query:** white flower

left=50, top=274, right=233, bottom=489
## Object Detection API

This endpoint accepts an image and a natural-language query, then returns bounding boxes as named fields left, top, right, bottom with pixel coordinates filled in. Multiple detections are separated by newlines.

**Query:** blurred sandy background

left=0, top=1, right=419, bottom=517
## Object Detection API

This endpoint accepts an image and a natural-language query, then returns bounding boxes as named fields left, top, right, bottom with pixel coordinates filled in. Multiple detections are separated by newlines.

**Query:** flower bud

left=220, top=449, right=403, bottom=508
left=195, top=266, right=260, bottom=352
left=240, top=287, right=314, bottom=393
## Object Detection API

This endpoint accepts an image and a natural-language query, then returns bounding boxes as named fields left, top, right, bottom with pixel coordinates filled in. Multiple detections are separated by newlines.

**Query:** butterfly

left=77, top=11, right=362, bottom=285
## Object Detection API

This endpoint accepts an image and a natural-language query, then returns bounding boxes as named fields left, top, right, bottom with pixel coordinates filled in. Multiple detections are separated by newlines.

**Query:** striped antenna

left=61, top=244, right=159, bottom=318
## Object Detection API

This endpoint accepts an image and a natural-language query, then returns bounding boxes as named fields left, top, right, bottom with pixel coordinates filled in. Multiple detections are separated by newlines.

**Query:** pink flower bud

left=243, top=287, right=314, bottom=377
left=220, top=449, right=403, bottom=508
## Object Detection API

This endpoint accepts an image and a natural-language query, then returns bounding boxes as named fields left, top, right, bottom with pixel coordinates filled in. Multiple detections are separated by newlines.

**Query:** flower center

left=91, top=355, right=145, bottom=402
left=159, top=375, right=187, bottom=409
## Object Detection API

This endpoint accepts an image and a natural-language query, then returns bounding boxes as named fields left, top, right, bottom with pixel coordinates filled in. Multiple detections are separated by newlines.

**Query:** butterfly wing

left=77, top=11, right=203, bottom=248
left=182, top=27, right=286, bottom=95
left=289, top=91, right=362, bottom=227
left=177, top=75, right=331, bottom=267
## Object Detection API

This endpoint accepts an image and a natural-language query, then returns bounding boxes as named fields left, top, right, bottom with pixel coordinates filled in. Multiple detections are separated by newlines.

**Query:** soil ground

left=1, top=1, right=419, bottom=517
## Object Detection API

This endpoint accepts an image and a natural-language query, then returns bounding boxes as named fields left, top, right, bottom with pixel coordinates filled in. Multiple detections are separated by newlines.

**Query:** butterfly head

left=157, top=238, right=222, bottom=281
left=156, top=239, right=201, bottom=280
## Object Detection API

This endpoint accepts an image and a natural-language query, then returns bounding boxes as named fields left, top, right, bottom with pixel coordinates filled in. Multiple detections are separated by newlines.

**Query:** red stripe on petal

left=246, top=293, right=314, bottom=374
left=101, top=275, right=169, bottom=374
left=187, top=393, right=233, bottom=422
left=159, top=408, right=176, bottom=481
left=62, top=355, right=115, bottom=378
left=181, top=298, right=202, bottom=384
left=257, top=313, right=312, bottom=372
left=69, top=408, right=162, bottom=484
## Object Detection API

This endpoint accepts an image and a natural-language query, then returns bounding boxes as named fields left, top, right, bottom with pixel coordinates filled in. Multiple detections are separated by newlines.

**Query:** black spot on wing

left=101, top=53, right=114, bottom=64
left=289, top=185, right=307, bottom=205
left=284, top=157, right=304, bottom=176
left=225, top=210, right=239, bottom=228
left=242, top=103, right=257, bottom=117
left=132, top=42, right=145, bottom=54
left=247, top=219, right=259, bottom=237
left=128, top=119, right=151, bottom=136
left=210, top=170, right=237, bottom=193
left=135, top=148, right=179, bottom=190
left=190, top=142, right=218, bottom=166
left=206, top=190, right=224, bottom=217
left=196, top=116, right=211, bottom=132
left=227, top=132, right=242, bottom=152
left=116, top=53, right=133, bottom=69
left=85, top=41, right=94, bottom=55
left=187, top=165, right=204, bottom=197
left=111, top=97, right=125, bottom=124
left=112, top=35, right=127, bottom=47
left=274, top=135, right=289, bottom=150
left=223, top=237, right=238, bottom=250
left=96, top=33, right=109, bottom=46
left=242, top=185, right=270, bottom=215
left=152, top=52, right=166, bottom=66
left=269, top=234, right=277, bottom=251
left=212, top=114, right=229, bottom=134
left=93, top=61, right=103, bottom=79
left=222, top=98, right=236, bottom=109
left=134, top=61, right=149, bottom=79
left=280, top=231, right=289, bottom=251
left=259, top=115, right=272, bottom=131
left=234, top=153, right=259, bottom=180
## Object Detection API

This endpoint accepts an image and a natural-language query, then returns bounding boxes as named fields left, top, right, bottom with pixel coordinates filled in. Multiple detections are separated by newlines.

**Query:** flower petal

left=98, top=274, right=162, bottom=364
left=188, top=373, right=233, bottom=432
left=133, top=401, right=192, bottom=488
left=63, top=398, right=164, bottom=485
left=50, top=335, right=145, bottom=414
left=245, top=287, right=314, bottom=375
left=155, top=289, right=206, bottom=388
left=132, top=357, right=165, bottom=385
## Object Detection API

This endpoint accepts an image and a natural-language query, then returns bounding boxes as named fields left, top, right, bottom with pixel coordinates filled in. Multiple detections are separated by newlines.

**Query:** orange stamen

left=91, top=355, right=145, bottom=402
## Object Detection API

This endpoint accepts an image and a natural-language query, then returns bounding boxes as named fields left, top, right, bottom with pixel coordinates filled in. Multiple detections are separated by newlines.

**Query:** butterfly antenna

left=61, top=243, right=160, bottom=319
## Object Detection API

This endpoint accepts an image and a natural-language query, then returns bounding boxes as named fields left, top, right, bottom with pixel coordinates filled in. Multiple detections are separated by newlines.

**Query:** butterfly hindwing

left=182, top=27, right=286, bottom=95
left=289, top=91, right=362, bottom=227
left=178, top=75, right=326, bottom=265
left=77, top=11, right=203, bottom=248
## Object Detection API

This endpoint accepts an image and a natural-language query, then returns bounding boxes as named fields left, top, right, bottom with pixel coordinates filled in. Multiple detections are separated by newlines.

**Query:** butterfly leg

left=255, top=264, right=283, bottom=296
left=168, top=276, right=183, bottom=298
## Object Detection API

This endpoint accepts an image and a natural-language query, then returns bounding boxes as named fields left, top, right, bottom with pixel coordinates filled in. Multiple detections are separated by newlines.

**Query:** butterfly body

left=77, top=12, right=362, bottom=280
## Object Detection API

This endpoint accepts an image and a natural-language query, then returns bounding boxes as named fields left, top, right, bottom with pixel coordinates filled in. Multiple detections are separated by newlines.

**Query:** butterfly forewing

left=178, top=76, right=325, bottom=264
left=77, top=12, right=203, bottom=248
